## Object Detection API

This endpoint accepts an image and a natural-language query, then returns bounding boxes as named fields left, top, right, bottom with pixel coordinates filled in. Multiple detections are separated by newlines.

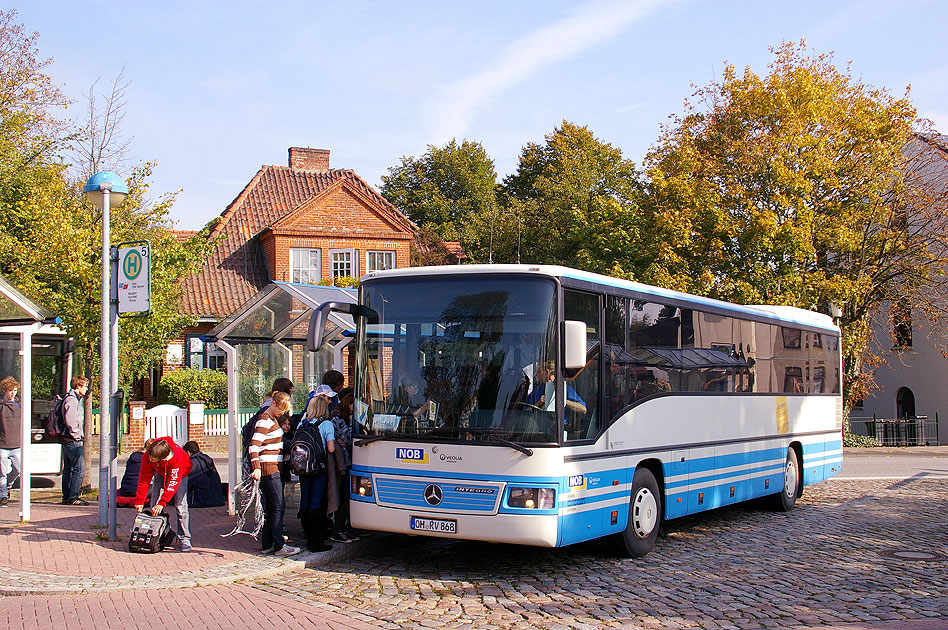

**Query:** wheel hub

left=632, top=487, right=658, bottom=538
left=784, top=459, right=797, bottom=498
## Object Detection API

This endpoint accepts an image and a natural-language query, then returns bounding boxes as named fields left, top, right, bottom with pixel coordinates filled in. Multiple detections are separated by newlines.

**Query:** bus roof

left=362, top=264, right=839, bottom=333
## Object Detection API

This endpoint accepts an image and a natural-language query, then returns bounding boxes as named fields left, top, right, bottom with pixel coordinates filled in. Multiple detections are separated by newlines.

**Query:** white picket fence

left=143, top=404, right=189, bottom=443
left=96, top=405, right=260, bottom=442
left=203, top=408, right=259, bottom=436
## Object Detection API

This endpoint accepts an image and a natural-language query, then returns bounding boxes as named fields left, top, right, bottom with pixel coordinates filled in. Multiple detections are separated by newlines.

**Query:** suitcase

left=128, top=512, right=176, bottom=553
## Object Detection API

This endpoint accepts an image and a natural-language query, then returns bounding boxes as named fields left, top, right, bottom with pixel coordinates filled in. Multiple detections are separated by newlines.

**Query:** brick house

left=139, top=147, right=416, bottom=402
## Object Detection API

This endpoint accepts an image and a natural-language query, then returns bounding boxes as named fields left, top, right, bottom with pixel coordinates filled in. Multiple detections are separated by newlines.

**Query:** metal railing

left=848, top=414, right=940, bottom=446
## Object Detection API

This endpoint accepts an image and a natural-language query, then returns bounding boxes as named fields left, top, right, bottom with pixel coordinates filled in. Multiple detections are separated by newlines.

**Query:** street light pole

left=83, top=172, right=128, bottom=528
left=98, top=183, right=111, bottom=527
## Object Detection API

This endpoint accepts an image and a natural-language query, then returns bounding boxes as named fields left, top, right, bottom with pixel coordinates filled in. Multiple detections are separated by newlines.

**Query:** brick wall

left=259, top=184, right=412, bottom=284
left=289, top=147, right=330, bottom=170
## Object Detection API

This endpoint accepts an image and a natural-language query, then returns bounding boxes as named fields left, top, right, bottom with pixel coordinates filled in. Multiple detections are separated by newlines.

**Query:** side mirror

left=563, top=320, right=587, bottom=370
left=307, top=301, right=377, bottom=352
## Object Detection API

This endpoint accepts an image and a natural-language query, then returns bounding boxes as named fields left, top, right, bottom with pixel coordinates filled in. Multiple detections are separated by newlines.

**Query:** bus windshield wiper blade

left=458, top=427, right=533, bottom=456
left=480, top=434, right=533, bottom=456
left=354, top=434, right=411, bottom=447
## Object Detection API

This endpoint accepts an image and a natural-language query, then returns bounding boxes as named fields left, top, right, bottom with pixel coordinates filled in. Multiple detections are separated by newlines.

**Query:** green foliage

left=497, top=121, right=645, bottom=274
left=842, top=432, right=881, bottom=448
left=0, top=11, right=217, bottom=397
left=642, top=41, right=948, bottom=406
left=381, top=139, right=499, bottom=263
left=158, top=367, right=227, bottom=409
left=317, top=276, right=359, bottom=288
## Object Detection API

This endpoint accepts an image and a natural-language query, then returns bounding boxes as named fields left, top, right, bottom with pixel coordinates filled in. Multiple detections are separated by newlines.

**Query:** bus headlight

left=352, top=474, right=373, bottom=498
left=508, top=487, right=555, bottom=509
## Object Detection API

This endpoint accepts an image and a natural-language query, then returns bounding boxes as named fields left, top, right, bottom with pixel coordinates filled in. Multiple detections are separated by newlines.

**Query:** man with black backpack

left=62, top=376, right=89, bottom=506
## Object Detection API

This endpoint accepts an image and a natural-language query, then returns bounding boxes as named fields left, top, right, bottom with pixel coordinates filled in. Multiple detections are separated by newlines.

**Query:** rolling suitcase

left=128, top=512, right=176, bottom=553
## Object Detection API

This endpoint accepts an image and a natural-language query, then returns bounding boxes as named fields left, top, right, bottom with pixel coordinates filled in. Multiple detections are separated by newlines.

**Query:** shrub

left=316, top=276, right=359, bottom=288
left=159, top=367, right=228, bottom=409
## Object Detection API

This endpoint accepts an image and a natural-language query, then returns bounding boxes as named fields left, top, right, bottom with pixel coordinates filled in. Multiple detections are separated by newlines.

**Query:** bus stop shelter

left=0, top=275, right=67, bottom=522
left=203, top=281, right=357, bottom=513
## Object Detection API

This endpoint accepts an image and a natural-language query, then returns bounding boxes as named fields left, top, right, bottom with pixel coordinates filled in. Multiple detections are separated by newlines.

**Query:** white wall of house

left=859, top=308, right=948, bottom=445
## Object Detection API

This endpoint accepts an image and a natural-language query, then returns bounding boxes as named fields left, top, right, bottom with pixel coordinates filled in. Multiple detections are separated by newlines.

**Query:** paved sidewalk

left=0, top=497, right=387, bottom=596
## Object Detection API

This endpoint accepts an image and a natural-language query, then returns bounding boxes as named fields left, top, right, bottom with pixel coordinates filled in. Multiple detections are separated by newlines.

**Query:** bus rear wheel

left=770, top=447, right=800, bottom=512
left=612, top=467, right=662, bottom=558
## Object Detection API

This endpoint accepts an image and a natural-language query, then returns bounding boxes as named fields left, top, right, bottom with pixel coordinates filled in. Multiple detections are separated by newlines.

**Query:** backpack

left=128, top=512, right=176, bottom=554
left=240, top=406, right=268, bottom=482
left=288, top=420, right=328, bottom=476
left=44, top=395, right=68, bottom=442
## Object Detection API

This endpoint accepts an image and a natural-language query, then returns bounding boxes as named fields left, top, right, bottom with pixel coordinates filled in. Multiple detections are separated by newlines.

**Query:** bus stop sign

left=117, top=242, right=151, bottom=316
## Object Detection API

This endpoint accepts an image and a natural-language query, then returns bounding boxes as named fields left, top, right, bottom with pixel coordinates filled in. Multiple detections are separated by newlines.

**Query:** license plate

left=410, top=516, right=457, bottom=534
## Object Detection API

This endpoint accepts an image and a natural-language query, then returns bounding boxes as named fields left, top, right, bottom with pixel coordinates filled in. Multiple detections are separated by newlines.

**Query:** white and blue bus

left=310, top=265, right=843, bottom=556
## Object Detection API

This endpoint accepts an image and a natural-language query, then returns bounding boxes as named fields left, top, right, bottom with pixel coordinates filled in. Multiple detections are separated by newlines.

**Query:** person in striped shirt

left=249, top=391, right=300, bottom=556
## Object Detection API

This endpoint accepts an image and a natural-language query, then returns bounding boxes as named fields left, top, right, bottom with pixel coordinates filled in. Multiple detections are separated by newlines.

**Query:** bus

left=309, top=265, right=843, bottom=557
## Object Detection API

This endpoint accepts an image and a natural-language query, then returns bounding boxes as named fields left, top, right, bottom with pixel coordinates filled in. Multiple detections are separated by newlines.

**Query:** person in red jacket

left=134, top=437, right=194, bottom=552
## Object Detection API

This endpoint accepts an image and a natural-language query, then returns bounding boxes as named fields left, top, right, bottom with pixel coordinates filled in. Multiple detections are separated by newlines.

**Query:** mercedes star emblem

left=424, top=484, right=443, bottom=506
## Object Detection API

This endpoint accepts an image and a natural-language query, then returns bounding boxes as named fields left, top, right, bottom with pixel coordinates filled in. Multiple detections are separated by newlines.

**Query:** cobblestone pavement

left=251, top=478, right=948, bottom=630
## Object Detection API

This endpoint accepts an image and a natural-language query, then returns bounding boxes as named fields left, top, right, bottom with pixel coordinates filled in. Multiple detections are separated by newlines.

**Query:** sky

left=10, top=0, right=948, bottom=230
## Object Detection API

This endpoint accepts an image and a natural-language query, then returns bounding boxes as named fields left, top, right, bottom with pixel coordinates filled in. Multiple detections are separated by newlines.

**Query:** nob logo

left=396, top=447, right=428, bottom=464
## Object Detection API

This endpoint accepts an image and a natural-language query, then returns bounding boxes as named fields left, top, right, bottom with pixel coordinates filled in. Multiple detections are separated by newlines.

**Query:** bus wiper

left=459, top=427, right=534, bottom=457
left=354, top=433, right=411, bottom=447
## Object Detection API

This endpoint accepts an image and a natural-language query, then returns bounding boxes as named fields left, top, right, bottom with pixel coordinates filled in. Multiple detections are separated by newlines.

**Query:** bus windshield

left=355, top=275, right=558, bottom=445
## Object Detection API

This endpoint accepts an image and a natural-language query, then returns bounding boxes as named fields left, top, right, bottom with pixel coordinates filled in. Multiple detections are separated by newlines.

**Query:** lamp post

left=83, top=172, right=127, bottom=529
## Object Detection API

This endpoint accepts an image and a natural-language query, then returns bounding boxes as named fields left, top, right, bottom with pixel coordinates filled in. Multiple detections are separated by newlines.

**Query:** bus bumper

left=351, top=501, right=560, bottom=547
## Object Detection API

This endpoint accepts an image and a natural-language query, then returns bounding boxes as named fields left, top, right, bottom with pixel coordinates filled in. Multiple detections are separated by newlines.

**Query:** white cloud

left=425, top=0, right=674, bottom=142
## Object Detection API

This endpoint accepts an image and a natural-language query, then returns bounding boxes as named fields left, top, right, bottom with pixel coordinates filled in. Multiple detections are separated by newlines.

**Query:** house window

left=150, top=365, right=160, bottom=399
left=330, top=249, right=357, bottom=280
left=290, top=248, right=321, bottom=284
left=185, top=335, right=226, bottom=370
left=367, top=250, right=395, bottom=272
left=893, top=299, right=912, bottom=349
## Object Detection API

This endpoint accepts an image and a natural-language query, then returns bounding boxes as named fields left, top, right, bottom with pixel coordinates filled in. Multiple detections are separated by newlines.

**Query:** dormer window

left=290, top=248, right=321, bottom=284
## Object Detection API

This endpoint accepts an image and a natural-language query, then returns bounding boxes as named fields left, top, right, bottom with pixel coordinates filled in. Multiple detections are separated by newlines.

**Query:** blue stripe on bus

left=354, top=437, right=844, bottom=531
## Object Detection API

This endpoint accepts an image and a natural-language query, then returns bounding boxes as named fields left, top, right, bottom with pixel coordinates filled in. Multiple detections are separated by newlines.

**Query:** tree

left=642, top=41, right=948, bottom=407
left=0, top=13, right=215, bottom=484
left=381, top=139, right=499, bottom=263
left=499, top=121, right=644, bottom=274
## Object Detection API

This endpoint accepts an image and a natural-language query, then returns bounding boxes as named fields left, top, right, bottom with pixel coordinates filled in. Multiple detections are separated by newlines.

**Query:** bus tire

left=771, top=447, right=800, bottom=512
left=613, top=467, right=662, bottom=558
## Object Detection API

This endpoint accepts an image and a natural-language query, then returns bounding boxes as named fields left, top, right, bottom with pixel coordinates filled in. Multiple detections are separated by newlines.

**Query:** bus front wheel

left=613, top=467, right=662, bottom=558
left=770, top=447, right=800, bottom=512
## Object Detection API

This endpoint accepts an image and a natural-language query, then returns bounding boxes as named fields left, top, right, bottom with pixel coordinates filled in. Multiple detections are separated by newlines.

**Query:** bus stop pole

left=108, top=389, right=123, bottom=540
left=108, top=248, right=119, bottom=539
left=18, top=323, right=40, bottom=522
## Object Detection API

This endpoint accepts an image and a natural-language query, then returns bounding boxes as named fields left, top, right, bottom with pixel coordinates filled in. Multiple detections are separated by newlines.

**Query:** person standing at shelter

left=62, top=376, right=89, bottom=506
left=0, top=376, right=22, bottom=507
left=134, top=437, right=194, bottom=552
left=249, top=391, right=300, bottom=556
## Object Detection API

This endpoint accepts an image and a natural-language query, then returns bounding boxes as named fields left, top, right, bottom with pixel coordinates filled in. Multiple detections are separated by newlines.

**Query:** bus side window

left=564, top=290, right=600, bottom=441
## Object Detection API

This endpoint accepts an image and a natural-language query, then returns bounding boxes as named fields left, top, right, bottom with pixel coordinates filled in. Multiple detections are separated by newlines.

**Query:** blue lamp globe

left=83, top=171, right=129, bottom=209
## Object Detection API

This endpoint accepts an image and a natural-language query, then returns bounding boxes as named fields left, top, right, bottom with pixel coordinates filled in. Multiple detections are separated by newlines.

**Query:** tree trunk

left=81, top=352, right=94, bottom=492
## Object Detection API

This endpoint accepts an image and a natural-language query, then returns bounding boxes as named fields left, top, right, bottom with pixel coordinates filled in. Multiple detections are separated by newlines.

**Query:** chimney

left=288, top=147, right=330, bottom=171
